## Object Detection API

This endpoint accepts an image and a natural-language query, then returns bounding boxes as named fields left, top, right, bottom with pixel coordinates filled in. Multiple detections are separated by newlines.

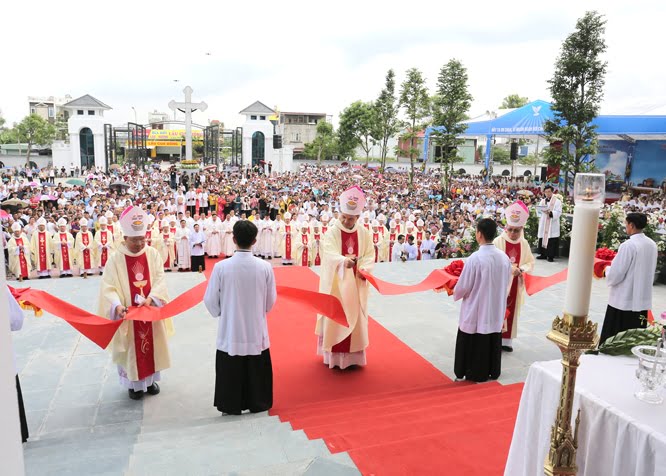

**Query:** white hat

left=161, top=219, right=170, bottom=228
left=98, top=216, right=108, bottom=225
left=11, top=222, right=21, bottom=232
left=416, top=219, right=424, bottom=227
left=37, top=217, right=47, bottom=226
left=362, top=211, right=370, bottom=219
left=339, top=186, right=366, bottom=216
left=79, top=218, right=89, bottom=227
left=284, top=212, right=292, bottom=220
left=313, top=221, right=321, bottom=229
left=406, top=221, right=414, bottom=229
left=119, top=206, right=147, bottom=237
left=147, top=215, right=155, bottom=224
left=389, top=220, right=397, bottom=229
left=320, top=213, right=330, bottom=222
left=409, top=214, right=416, bottom=222
left=393, top=212, right=401, bottom=220
left=371, top=220, right=380, bottom=227
left=57, top=218, right=67, bottom=227
left=504, top=201, right=529, bottom=228
left=105, top=211, right=114, bottom=219
left=378, top=213, right=386, bottom=221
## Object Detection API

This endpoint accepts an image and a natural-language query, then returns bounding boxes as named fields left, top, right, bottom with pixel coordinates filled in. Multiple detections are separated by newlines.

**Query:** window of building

left=31, top=107, right=35, bottom=114
left=292, top=133, right=301, bottom=142
left=259, top=115, right=266, bottom=120
left=88, top=110, right=95, bottom=115
left=298, top=116, right=304, bottom=123
left=251, top=115, right=257, bottom=120
left=77, top=110, right=84, bottom=115
left=48, top=106, right=55, bottom=118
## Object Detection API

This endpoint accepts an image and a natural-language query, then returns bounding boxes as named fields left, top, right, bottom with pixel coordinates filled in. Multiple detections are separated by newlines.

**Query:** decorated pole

left=544, top=173, right=605, bottom=476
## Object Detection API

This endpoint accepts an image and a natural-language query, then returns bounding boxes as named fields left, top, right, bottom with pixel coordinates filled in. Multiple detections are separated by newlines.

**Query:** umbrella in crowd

left=66, top=179, right=85, bottom=186
left=39, top=194, right=56, bottom=201
left=1, top=198, right=30, bottom=208
left=0, top=209, right=9, bottom=219
left=109, top=164, right=121, bottom=170
left=28, top=181, right=39, bottom=187
left=41, top=182, right=55, bottom=187
left=109, top=181, right=130, bottom=191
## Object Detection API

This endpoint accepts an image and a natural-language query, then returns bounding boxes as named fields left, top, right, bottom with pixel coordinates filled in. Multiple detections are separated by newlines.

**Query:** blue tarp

left=422, top=99, right=666, bottom=164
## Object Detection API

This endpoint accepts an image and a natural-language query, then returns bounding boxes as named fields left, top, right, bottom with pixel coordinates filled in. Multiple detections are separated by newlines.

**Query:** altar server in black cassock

left=452, top=218, right=511, bottom=382
left=7, top=287, right=29, bottom=442
left=204, top=220, right=277, bottom=414
left=600, top=212, right=658, bottom=344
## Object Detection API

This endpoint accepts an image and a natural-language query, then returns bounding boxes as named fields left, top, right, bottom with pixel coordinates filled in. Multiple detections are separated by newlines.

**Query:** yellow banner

left=147, top=130, right=203, bottom=140
left=147, top=140, right=182, bottom=147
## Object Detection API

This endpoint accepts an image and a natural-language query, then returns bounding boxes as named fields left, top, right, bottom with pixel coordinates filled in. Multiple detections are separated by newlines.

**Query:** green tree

left=0, top=109, right=5, bottom=129
left=374, top=69, right=402, bottom=171
left=492, top=146, right=512, bottom=164
left=500, top=94, right=529, bottom=109
left=399, top=68, right=430, bottom=188
left=15, top=114, right=56, bottom=164
left=431, top=59, right=473, bottom=196
left=337, top=101, right=378, bottom=164
left=544, top=11, right=607, bottom=194
left=54, top=112, right=69, bottom=141
left=304, top=120, right=337, bottom=163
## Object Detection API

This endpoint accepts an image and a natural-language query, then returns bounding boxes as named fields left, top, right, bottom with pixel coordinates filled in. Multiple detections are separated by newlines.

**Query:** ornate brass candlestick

left=544, top=313, right=598, bottom=476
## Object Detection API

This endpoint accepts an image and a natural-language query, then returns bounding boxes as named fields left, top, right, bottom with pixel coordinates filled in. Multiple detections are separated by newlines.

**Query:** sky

left=1, top=0, right=665, bottom=130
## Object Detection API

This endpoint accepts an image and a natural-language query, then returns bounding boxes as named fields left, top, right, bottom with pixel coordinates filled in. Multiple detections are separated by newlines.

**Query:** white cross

left=168, top=86, right=208, bottom=162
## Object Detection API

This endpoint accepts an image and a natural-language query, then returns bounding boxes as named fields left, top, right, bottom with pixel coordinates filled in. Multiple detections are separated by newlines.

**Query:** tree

left=431, top=59, right=473, bottom=196
left=544, top=11, right=607, bottom=193
left=500, top=94, right=529, bottom=109
left=374, top=69, right=402, bottom=171
left=15, top=114, right=56, bottom=164
left=304, top=120, right=337, bottom=163
left=337, top=101, right=378, bottom=163
left=0, top=109, right=5, bottom=130
left=399, top=68, right=430, bottom=188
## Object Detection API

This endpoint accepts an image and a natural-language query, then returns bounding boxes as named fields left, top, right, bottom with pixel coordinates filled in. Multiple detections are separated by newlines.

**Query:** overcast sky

left=1, top=0, right=665, bottom=129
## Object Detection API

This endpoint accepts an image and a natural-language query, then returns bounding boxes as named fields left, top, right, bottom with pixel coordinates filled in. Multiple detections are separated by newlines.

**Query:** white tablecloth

left=505, top=354, right=666, bottom=476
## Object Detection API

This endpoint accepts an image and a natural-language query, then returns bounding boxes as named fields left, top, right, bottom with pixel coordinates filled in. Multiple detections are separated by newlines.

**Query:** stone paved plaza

left=10, top=258, right=666, bottom=475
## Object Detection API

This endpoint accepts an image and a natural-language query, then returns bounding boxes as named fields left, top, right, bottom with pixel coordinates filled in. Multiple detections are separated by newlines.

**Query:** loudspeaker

left=273, top=135, right=282, bottom=149
left=540, top=166, right=547, bottom=182
left=510, top=142, right=518, bottom=161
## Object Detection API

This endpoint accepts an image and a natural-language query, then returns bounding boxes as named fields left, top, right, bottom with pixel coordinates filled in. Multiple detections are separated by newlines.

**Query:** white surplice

left=453, top=244, right=512, bottom=334
left=203, top=251, right=277, bottom=356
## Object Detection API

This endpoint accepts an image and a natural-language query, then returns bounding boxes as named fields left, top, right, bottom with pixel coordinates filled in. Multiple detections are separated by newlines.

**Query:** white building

left=28, top=94, right=72, bottom=123
left=239, top=101, right=293, bottom=173
left=52, top=94, right=111, bottom=171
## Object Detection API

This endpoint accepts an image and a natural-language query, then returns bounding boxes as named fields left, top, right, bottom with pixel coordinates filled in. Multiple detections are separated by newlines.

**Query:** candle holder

left=632, top=343, right=666, bottom=405
left=544, top=312, right=599, bottom=476
left=573, top=173, right=605, bottom=205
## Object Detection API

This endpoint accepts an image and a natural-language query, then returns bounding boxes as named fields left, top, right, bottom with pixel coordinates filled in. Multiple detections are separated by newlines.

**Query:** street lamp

left=131, top=106, right=137, bottom=124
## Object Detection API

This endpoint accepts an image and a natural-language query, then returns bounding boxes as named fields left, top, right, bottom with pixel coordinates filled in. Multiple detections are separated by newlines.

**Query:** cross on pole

left=168, top=86, right=208, bottom=161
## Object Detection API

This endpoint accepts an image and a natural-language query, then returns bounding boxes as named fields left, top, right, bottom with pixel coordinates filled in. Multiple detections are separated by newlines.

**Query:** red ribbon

left=359, top=268, right=460, bottom=296
left=9, top=276, right=348, bottom=351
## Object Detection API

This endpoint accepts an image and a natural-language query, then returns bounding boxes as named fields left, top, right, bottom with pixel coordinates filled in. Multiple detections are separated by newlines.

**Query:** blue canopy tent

left=422, top=99, right=666, bottom=174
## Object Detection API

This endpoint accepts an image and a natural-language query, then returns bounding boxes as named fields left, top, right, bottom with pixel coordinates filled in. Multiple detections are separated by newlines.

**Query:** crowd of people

left=2, top=162, right=666, bottom=282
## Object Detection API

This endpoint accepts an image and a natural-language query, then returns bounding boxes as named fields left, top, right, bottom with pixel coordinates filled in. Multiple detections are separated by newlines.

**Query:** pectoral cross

left=168, top=86, right=208, bottom=161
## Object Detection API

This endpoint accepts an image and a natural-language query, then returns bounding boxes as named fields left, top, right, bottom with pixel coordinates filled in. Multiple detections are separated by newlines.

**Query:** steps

left=276, top=381, right=524, bottom=476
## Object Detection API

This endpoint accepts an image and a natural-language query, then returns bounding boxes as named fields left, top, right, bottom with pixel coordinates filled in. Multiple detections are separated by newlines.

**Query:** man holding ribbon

left=316, top=186, right=375, bottom=369
left=97, top=206, right=173, bottom=400
left=493, top=201, right=535, bottom=352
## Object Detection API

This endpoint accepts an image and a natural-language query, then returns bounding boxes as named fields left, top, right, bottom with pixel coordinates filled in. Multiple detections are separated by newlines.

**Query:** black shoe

left=128, top=389, right=144, bottom=400
left=147, top=383, right=160, bottom=395
left=547, top=258, right=554, bottom=262
left=502, top=345, right=514, bottom=352
left=537, top=255, right=547, bottom=260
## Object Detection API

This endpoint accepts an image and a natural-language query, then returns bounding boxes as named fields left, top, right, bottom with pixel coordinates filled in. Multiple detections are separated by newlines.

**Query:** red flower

left=595, top=248, right=617, bottom=261
left=445, top=259, right=465, bottom=277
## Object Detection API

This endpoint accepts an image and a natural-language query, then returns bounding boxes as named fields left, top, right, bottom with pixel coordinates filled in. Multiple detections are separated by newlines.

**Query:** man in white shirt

left=453, top=218, right=511, bottom=382
left=204, top=220, right=277, bottom=415
left=391, top=234, right=406, bottom=262
left=419, top=231, right=437, bottom=260
left=599, top=212, right=658, bottom=344
left=537, top=185, right=562, bottom=262
left=403, top=235, right=418, bottom=261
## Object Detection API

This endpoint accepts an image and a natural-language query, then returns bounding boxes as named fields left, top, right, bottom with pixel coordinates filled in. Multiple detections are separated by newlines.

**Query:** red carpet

left=268, top=266, right=523, bottom=476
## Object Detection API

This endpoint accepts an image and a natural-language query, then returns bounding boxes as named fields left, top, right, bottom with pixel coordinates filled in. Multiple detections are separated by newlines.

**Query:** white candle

left=563, top=201, right=602, bottom=317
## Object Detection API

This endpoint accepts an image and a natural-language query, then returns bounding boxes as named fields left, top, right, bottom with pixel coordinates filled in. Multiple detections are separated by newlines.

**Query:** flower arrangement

left=524, top=206, right=540, bottom=248
left=179, top=160, right=201, bottom=170
left=597, top=203, right=626, bottom=250
left=457, top=225, right=478, bottom=257
left=595, top=247, right=617, bottom=261
left=434, top=259, right=465, bottom=295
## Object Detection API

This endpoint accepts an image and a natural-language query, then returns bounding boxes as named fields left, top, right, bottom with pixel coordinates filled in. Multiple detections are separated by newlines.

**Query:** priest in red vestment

left=8, top=222, right=32, bottom=281
left=316, top=186, right=375, bottom=369
left=94, top=216, right=115, bottom=273
left=97, top=206, right=173, bottom=400
left=75, top=218, right=95, bottom=277
left=493, top=201, right=535, bottom=353
left=30, top=217, right=53, bottom=279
